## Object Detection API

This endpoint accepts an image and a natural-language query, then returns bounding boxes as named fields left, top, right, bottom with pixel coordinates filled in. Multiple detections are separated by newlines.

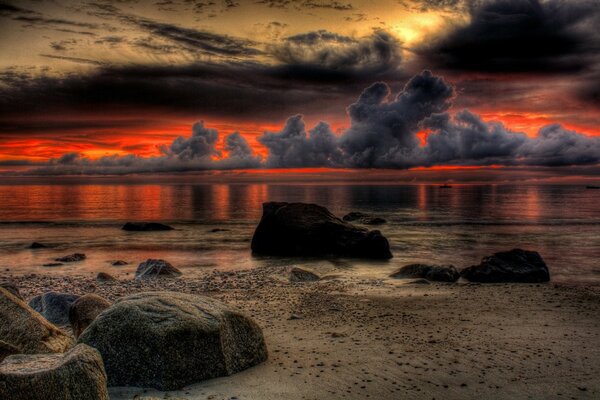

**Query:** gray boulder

left=55, top=253, right=86, bottom=263
left=122, top=222, right=173, bottom=231
left=390, top=264, right=460, bottom=282
left=460, top=248, right=550, bottom=283
left=69, top=294, right=112, bottom=339
left=29, top=292, right=80, bottom=326
left=135, top=259, right=182, bottom=280
left=0, top=344, right=108, bottom=400
left=78, top=291, right=268, bottom=390
left=0, top=288, right=72, bottom=354
left=251, top=202, right=392, bottom=259
left=289, top=267, right=320, bottom=282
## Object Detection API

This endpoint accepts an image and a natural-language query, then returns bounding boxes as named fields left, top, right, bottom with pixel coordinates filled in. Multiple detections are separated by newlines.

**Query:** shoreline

left=6, top=267, right=600, bottom=399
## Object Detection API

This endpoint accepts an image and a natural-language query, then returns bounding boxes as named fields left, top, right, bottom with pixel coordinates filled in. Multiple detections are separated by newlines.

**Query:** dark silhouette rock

left=78, top=291, right=268, bottom=390
left=210, top=228, right=230, bottom=233
left=390, top=264, right=460, bottom=282
left=134, top=259, right=182, bottom=280
left=29, top=292, right=80, bottom=326
left=0, top=344, right=108, bottom=400
left=111, top=260, right=128, bottom=266
left=55, top=253, right=86, bottom=263
left=43, top=263, right=63, bottom=267
left=96, top=272, right=117, bottom=282
left=289, top=267, right=320, bottom=282
left=251, top=202, right=392, bottom=259
left=121, top=222, right=173, bottom=231
left=0, top=282, right=22, bottom=301
left=69, top=294, right=111, bottom=339
left=0, top=288, right=72, bottom=354
left=343, top=212, right=387, bottom=225
left=460, top=248, right=550, bottom=283
left=29, top=242, right=47, bottom=249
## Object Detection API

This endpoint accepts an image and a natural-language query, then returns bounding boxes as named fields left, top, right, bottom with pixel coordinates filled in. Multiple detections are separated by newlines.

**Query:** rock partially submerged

left=342, top=212, right=387, bottom=225
left=55, top=253, right=86, bottom=263
left=29, top=292, right=80, bottom=326
left=251, top=202, right=392, bottom=259
left=121, top=222, right=173, bottom=231
left=134, top=259, right=182, bottom=280
left=460, top=248, right=550, bottom=283
left=78, top=291, right=268, bottom=390
left=391, top=264, right=460, bottom=282
left=0, top=344, right=108, bottom=400
left=289, top=267, right=320, bottom=282
left=69, top=294, right=111, bottom=339
left=0, top=288, right=72, bottom=354
left=28, top=242, right=47, bottom=249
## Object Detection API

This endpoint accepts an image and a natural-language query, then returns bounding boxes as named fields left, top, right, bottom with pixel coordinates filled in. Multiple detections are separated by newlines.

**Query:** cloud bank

left=16, top=70, right=599, bottom=175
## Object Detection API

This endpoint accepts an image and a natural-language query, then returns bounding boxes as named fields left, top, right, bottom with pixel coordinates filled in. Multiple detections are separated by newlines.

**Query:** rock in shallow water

left=390, top=264, right=460, bottom=282
left=28, top=242, right=47, bottom=249
left=0, top=288, right=72, bottom=354
left=28, top=292, right=80, bottom=326
left=0, top=344, right=108, bottom=400
left=134, top=259, right=182, bottom=280
left=121, top=222, right=173, bottom=231
left=78, top=291, right=268, bottom=390
left=55, top=253, right=86, bottom=263
left=460, top=248, right=550, bottom=283
left=251, top=202, right=392, bottom=259
left=69, top=294, right=111, bottom=339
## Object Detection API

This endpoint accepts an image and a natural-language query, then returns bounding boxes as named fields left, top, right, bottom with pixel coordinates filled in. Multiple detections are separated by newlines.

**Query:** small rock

left=55, top=253, right=86, bottom=263
left=289, top=267, right=320, bottom=282
left=0, top=344, right=109, bottom=400
left=29, top=292, right=80, bottom=326
left=209, top=228, right=230, bottom=233
left=28, top=242, right=47, bottom=249
left=0, top=288, right=72, bottom=354
left=111, top=260, right=128, bottom=266
left=288, top=314, right=302, bottom=320
left=69, top=294, right=111, bottom=338
left=121, top=222, right=173, bottom=231
left=43, top=263, right=64, bottom=267
left=134, top=259, right=182, bottom=280
left=96, top=272, right=117, bottom=282
left=390, top=264, right=460, bottom=282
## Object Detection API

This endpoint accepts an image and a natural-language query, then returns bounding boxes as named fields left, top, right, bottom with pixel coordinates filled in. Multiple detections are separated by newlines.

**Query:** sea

left=0, top=180, right=599, bottom=285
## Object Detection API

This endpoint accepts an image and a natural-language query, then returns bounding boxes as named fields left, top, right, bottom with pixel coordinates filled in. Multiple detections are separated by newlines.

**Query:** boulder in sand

left=0, top=282, right=22, bottom=301
left=460, top=248, right=550, bottom=283
left=0, top=344, right=108, bottom=400
left=69, top=294, right=111, bottom=339
left=390, top=264, right=460, bottom=282
left=289, top=267, right=320, bottom=282
left=251, top=202, right=392, bottom=259
left=55, top=253, right=86, bottom=263
left=96, top=272, right=117, bottom=282
left=342, top=212, right=387, bottom=225
left=78, top=291, right=268, bottom=390
left=135, top=259, right=182, bottom=280
left=29, top=292, right=80, bottom=326
left=121, top=222, right=173, bottom=231
left=0, top=288, right=72, bottom=354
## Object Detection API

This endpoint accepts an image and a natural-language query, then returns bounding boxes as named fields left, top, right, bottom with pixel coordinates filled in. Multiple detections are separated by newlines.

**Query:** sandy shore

left=7, top=267, right=600, bottom=400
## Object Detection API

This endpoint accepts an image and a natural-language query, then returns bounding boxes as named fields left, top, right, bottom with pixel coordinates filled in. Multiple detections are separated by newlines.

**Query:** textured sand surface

left=7, top=268, right=600, bottom=400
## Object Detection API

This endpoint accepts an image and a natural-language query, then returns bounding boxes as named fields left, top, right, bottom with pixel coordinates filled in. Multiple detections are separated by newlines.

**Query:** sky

left=0, top=0, right=599, bottom=178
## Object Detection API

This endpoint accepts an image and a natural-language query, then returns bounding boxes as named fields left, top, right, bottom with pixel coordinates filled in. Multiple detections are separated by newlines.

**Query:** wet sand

left=7, top=267, right=600, bottom=400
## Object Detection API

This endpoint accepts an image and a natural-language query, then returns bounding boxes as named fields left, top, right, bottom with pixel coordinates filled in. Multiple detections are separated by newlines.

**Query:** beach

left=6, top=266, right=600, bottom=399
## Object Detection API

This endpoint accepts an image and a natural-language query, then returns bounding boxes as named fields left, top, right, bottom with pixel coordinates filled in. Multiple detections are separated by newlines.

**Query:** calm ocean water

left=0, top=182, right=598, bottom=284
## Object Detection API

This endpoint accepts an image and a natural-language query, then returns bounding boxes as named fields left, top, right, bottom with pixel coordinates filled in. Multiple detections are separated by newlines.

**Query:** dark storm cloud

left=418, top=0, right=600, bottom=73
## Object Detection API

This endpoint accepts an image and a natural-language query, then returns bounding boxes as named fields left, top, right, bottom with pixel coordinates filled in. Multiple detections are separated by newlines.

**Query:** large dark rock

left=55, top=253, right=86, bottom=263
left=134, top=259, right=182, bottom=280
left=289, top=267, right=320, bottom=282
left=121, top=222, right=174, bottom=231
left=29, top=292, right=80, bottom=326
left=342, top=212, right=387, bottom=225
left=460, top=249, right=550, bottom=283
left=0, top=288, right=72, bottom=354
left=78, top=291, right=268, bottom=390
left=0, top=344, right=108, bottom=400
left=390, top=264, right=460, bottom=282
left=251, top=202, right=392, bottom=259
left=69, top=294, right=112, bottom=339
